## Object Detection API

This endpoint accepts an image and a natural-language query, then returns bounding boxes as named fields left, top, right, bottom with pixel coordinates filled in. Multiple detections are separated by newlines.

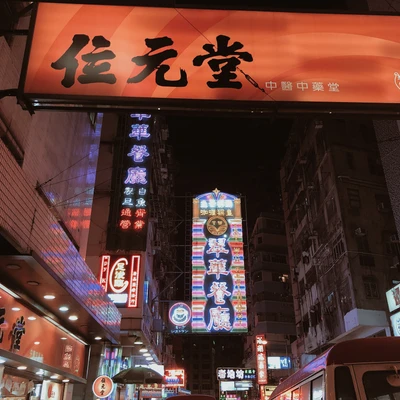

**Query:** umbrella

left=112, top=367, right=163, bottom=384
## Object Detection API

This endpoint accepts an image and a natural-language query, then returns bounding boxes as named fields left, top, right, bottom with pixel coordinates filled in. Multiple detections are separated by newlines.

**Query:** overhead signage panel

left=19, top=3, right=400, bottom=113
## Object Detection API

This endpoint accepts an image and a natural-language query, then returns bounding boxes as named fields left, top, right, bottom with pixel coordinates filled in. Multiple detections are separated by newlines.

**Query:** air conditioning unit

left=152, top=240, right=161, bottom=250
left=314, top=121, right=323, bottom=129
left=378, top=202, right=389, bottom=212
left=299, top=157, right=307, bottom=165
left=161, top=129, right=169, bottom=140
left=152, top=319, right=164, bottom=332
left=391, top=234, right=400, bottom=243
left=355, top=227, right=366, bottom=236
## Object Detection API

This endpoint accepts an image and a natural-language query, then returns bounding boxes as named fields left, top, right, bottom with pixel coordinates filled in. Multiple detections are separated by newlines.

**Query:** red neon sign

left=99, top=255, right=141, bottom=308
left=256, top=334, right=268, bottom=385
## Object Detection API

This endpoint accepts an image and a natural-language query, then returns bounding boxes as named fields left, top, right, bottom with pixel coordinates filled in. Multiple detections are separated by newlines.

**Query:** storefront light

left=59, top=306, right=69, bottom=312
left=50, top=375, right=58, bottom=379
left=94, top=336, right=102, bottom=341
left=17, top=366, right=27, bottom=370
left=34, top=341, right=40, bottom=345
left=0, top=359, right=5, bottom=364
left=36, top=371, right=44, bottom=376
left=11, top=307, right=20, bottom=311
left=68, top=315, right=78, bottom=321
left=139, top=347, right=147, bottom=353
left=143, top=352, right=150, bottom=356
left=62, top=379, right=70, bottom=383
left=28, top=316, right=36, bottom=321
left=145, top=357, right=153, bottom=360
left=44, top=295, right=56, bottom=300
left=61, top=337, right=67, bottom=340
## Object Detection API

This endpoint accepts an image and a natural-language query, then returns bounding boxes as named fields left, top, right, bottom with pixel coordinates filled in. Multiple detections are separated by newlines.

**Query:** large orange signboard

left=20, top=3, right=400, bottom=112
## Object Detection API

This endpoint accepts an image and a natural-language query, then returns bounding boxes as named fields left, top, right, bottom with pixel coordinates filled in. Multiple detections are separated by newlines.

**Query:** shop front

left=0, top=285, right=88, bottom=400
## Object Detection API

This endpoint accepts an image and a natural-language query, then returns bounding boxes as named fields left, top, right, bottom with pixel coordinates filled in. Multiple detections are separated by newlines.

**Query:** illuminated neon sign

left=168, top=302, right=192, bottom=334
left=191, top=188, right=247, bottom=333
left=256, top=335, right=268, bottom=385
left=217, top=368, right=256, bottom=381
left=163, top=369, right=186, bottom=387
left=99, top=255, right=141, bottom=308
left=118, top=114, right=151, bottom=242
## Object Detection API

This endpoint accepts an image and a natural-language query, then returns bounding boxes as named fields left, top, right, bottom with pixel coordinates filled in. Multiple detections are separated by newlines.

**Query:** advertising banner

left=20, top=3, right=400, bottom=112
left=386, top=283, right=400, bottom=313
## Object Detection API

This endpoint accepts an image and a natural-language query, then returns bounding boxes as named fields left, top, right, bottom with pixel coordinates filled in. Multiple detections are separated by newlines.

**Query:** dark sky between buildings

left=166, top=0, right=354, bottom=226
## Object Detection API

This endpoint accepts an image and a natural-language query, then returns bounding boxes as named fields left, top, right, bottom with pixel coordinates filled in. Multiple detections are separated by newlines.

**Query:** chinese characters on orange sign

left=24, top=3, right=400, bottom=113
left=99, top=255, right=141, bottom=308
left=62, top=344, right=73, bottom=369
left=46, top=31, right=253, bottom=90
left=256, top=334, right=268, bottom=385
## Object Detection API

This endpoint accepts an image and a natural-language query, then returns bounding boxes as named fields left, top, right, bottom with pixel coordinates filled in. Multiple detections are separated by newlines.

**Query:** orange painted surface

left=23, top=3, right=400, bottom=104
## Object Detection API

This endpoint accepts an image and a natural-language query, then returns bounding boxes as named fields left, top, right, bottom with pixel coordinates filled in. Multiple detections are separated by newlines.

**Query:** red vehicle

left=270, top=337, right=400, bottom=400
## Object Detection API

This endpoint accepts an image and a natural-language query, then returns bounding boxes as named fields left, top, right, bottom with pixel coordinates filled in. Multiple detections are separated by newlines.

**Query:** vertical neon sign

left=256, top=334, right=268, bottom=385
left=191, top=188, right=247, bottom=333
left=112, top=113, right=152, bottom=250
left=99, top=255, right=141, bottom=308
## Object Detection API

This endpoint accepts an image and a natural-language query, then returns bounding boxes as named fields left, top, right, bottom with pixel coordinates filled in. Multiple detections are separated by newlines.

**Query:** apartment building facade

left=280, top=119, right=400, bottom=366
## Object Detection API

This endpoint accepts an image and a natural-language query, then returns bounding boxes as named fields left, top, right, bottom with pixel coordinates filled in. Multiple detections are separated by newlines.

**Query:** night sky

left=165, top=0, right=353, bottom=227
left=166, top=116, right=291, bottom=228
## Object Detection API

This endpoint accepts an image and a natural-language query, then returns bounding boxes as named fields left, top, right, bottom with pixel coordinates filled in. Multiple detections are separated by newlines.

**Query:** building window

left=271, top=254, right=287, bottom=264
left=332, top=235, right=345, bottom=261
left=346, top=152, right=355, bottom=169
left=254, top=271, right=263, bottom=282
left=363, top=276, right=379, bottom=299
left=368, top=156, right=384, bottom=176
left=375, top=194, right=391, bottom=212
left=0, top=2, right=18, bottom=46
left=347, top=188, right=361, bottom=209
left=299, top=279, right=305, bottom=297
left=356, top=235, right=375, bottom=267
left=302, top=314, right=309, bottom=334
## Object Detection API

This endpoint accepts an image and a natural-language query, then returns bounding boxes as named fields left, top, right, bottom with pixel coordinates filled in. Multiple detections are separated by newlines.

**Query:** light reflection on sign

left=99, top=255, right=141, bottom=308
left=191, top=188, right=247, bottom=333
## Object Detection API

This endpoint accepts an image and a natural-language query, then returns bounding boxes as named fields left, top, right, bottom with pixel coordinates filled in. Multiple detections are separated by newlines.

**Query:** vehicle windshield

left=363, top=371, right=400, bottom=400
